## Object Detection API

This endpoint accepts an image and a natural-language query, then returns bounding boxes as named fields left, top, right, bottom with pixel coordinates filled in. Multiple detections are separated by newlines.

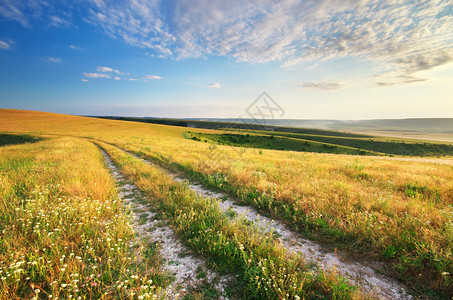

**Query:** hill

left=1, top=108, right=453, bottom=298
left=97, top=115, right=453, bottom=157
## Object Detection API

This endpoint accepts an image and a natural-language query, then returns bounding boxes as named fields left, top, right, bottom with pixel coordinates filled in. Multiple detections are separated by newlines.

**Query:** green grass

left=115, top=140, right=452, bottom=298
left=187, top=128, right=453, bottom=157
left=186, top=132, right=378, bottom=156
left=3, top=109, right=453, bottom=298
left=98, top=141, right=363, bottom=299
left=0, top=137, right=165, bottom=299
left=248, top=130, right=453, bottom=156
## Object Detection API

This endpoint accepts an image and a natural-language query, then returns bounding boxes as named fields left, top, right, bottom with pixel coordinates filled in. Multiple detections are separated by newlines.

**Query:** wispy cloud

left=3, top=0, right=453, bottom=86
left=376, top=75, right=428, bottom=87
left=0, top=40, right=13, bottom=50
left=0, top=0, right=67, bottom=27
left=49, top=15, right=70, bottom=27
left=209, top=83, right=221, bottom=89
left=83, top=0, right=453, bottom=85
left=0, top=0, right=32, bottom=26
left=47, top=57, right=62, bottom=63
left=97, top=66, right=120, bottom=74
left=84, top=0, right=172, bottom=55
left=83, top=72, right=111, bottom=78
left=373, top=49, right=453, bottom=86
left=81, top=78, right=89, bottom=82
left=84, top=67, right=156, bottom=82
left=296, top=81, right=347, bottom=90
left=142, top=75, right=161, bottom=80
left=69, top=45, right=83, bottom=50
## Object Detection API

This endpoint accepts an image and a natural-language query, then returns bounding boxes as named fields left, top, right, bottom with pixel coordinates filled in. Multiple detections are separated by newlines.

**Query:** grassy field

left=0, top=136, right=165, bottom=299
left=186, top=129, right=453, bottom=157
left=103, top=132, right=453, bottom=297
left=186, top=132, right=380, bottom=156
left=105, top=117, right=453, bottom=143
left=1, top=109, right=453, bottom=299
left=97, top=117, right=372, bottom=138
left=97, top=141, right=361, bottom=299
left=0, top=133, right=43, bottom=147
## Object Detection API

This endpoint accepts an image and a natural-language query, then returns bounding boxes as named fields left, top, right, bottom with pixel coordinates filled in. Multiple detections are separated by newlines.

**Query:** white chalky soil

left=99, top=148, right=230, bottom=299
left=118, top=146, right=414, bottom=300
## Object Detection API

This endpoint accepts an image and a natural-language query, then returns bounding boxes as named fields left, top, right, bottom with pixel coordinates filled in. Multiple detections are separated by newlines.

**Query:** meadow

left=186, top=129, right=453, bottom=157
left=1, top=109, right=452, bottom=299
left=0, top=135, right=165, bottom=299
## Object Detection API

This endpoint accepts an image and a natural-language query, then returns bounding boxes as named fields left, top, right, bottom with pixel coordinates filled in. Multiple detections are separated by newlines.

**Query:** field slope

left=1, top=109, right=453, bottom=299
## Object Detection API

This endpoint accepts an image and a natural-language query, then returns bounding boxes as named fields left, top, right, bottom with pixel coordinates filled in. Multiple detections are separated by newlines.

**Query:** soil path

left=99, top=147, right=229, bottom=299
left=121, top=147, right=414, bottom=299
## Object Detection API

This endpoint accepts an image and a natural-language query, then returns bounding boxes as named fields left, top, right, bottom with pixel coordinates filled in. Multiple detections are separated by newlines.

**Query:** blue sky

left=0, top=0, right=452, bottom=119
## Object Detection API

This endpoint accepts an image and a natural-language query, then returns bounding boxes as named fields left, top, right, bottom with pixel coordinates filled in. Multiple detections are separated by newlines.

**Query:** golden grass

left=1, top=108, right=452, bottom=296
left=97, top=141, right=363, bottom=299
left=115, top=138, right=452, bottom=294
left=0, top=136, right=162, bottom=299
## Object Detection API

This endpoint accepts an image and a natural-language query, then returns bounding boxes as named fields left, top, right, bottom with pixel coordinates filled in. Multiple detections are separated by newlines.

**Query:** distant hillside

left=184, top=118, right=453, bottom=134
left=96, top=116, right=453, bottom=156
left=98, top=116, right=453, bottom=137
left=330, top=118, right=453, bottom=134
left=98, top=116, right=371, bottom=138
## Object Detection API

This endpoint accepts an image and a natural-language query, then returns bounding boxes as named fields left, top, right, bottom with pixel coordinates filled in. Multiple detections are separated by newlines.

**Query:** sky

left=0, top=0, right=452, bottom=120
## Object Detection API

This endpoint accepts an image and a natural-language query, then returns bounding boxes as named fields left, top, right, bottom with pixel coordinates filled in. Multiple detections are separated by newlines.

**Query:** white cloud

left=83, top=0, right=453, bottom=85
left=49, top=15, right=70, bottom=27
left=69, top=45, right=83, bottom=50
left=0, top=0, right=68, bottom=27
left=0, top=40, right=12, bottom=50
left=3, top=1, right=453, bottom=85
left=142, top=75, right=161, bottom=80
left=0, top=0, right=33, bottom=26
left=83, top=72, right=111, bottom=78
left=85, top=0, right=173, bottom=55
left=84, top=67, right=143, bottom=81
left=47, top=57, right=62, bottom=63
left=209, top=83, right=221, bottom=89
left=81, top=79, right=89, bottom=82
left=376, top=75, right=428, bottom=87
left=296, top=81, right=348, bottom=90
left=97, top=66, right=120, bottom=74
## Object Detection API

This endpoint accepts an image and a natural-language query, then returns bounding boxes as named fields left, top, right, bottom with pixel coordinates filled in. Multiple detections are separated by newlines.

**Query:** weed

left=0, top=137, right=164, bottom=299
left=98, top=141, right=362, bottom=299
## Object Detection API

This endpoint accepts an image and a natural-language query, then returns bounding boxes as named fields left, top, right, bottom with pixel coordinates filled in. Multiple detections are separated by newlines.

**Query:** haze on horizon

left=0, top=0, right=452, bottom=120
